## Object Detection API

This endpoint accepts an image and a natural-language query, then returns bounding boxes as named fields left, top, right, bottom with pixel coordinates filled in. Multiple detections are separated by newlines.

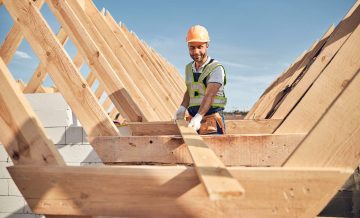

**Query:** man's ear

left=206, top=43, right=209, bottom=48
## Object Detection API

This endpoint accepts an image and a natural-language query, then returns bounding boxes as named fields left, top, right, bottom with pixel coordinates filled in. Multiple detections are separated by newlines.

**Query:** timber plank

left=128, top=119, right=283, bottom=135
left=275, top=4, right=360, bottom=134
left=0, top=58, right=64, bottom=165
left=264, top=25, right=335, bottom=119
left=79, top=0, right=175, bottom=118
left=8, top=165, right=352, bottom=217
left=0, top=0, right=44, bottom=64
left=176, top=120, right=244, bottom=200
left=4, top=0, right=119, bottom=136
left=24, top=28, right=69, bottom=93
left=46, top=0, right=150, bottom=122
left=104, top=12, right=183, bottom=105
left=89, top=133, right=305, bottom=166
left=272, top=1, right=360, bottom=120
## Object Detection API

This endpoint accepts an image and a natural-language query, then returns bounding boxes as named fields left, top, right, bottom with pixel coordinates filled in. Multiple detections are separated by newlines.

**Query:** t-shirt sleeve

left=207, top=65, right=225, bottom=85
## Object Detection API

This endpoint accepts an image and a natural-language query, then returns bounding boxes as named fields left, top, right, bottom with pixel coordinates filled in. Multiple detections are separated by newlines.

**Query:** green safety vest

left=185, top=60, right=227, bottom=108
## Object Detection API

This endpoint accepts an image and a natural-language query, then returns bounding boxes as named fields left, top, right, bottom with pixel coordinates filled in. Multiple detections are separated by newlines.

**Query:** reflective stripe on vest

left=185, top=61, right=227, bottom=108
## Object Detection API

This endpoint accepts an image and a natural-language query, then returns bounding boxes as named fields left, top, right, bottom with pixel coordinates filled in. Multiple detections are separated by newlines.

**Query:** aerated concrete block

left=0, top=214, right=37, bottom=218
left=25, top=93, right=73, bottom=127
left=44, top=127, right=66, bottom=145
left=0, top=196, right=25, bottom=213
left=0, top=145, right=9, bottom=162
left=57, top=144, right=95, bottom=163
left=8, top=179, right=21, bottom=196
left=65, top=127, right=83, bottom=144
left=0, top=162, right=12, bottom=179
left=0, top=179, right=8, bottom=196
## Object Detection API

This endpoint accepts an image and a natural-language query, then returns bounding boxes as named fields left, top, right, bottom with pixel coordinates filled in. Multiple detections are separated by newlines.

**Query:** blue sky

left=0, top=0, right=355, bottom=111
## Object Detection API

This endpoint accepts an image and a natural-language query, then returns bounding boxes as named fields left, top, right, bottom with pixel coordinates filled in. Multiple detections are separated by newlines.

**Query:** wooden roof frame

left=0, top=0, right=359, bottom=217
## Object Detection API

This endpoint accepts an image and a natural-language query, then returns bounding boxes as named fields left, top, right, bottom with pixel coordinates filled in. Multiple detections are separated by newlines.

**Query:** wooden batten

left=272, top=1, right=360, bottom=120
left=89, top=133, right=304, bottom=166
left=276, top=3, right=360, bottom=134
left=4, top=0, right=119, bottom=137
left=104, top=11, right=183, bottom=106
left=176, top=120, right=245, bottom=200
left=80, top=0, right=177, bottom=117
left=8, top=165, right=352, bottom=217
left=0, top=0, right=45, bottom=64
left=263, top=25, right=335, bottom=119
left=0, top=58, right=65, bottom=165
left=127, top=119, right=283, bottom=136
left=45, top=0, right=150, bottom=122
left=284, top=36, right=360, bottom=169
left=117, top=21, right=184, bottom=102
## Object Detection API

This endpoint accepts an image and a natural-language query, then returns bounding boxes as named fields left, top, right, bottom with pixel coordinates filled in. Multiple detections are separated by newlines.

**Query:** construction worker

left=175, top=25, right=227, bottom=134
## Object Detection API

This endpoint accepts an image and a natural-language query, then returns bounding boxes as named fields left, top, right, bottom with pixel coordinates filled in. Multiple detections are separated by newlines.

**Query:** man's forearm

left=198, top=95, right=215, bottom=116
left=181, top=91, right=190, bottom=108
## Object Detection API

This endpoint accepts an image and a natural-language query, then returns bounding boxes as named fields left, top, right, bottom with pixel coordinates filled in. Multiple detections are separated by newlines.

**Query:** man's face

left=188, top=42, right=208, bottom=63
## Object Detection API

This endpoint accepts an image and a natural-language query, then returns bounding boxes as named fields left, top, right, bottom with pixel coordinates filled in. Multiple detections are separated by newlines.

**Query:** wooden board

left=0, top=58, right=64, bottom=165
left=128, top=119, right=282, bottom=135
left=45, top=0, right=150, bottom=122
left=272, top=1, right=360, bottom=120
left=24, top=28, right=69, bottom=93
left=89, top=133, right=305, bottom=166
left=8, top=165, right=352, bottom=217
left=0, top=0, right=44, bottom=64
left=284, top=43, right=360, bottom=170
left=275, top=3, right=360, bottom=134
left=104, top=11, right=183, bottom=105
left=176, top=120, right=244, bottom=200
left=78, top=0, right=175, bottom=118
left=4, top=0, right=119, bottom=137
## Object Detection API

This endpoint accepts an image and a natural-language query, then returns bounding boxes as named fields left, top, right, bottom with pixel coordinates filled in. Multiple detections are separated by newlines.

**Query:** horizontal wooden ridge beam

left=8, top=165, right=352, bottom=217
left=89, top=133, right=305, bottom=166
left=127, top=119, right=283, bottom=136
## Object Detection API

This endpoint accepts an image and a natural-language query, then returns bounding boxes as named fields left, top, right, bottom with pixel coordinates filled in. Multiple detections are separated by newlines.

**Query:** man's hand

left=174, top=105, right=187, bottom=120
left=188, top=113, right=202, bottom=131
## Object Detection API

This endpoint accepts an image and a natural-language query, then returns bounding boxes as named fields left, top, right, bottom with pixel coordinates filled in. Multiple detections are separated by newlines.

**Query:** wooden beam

left=45, top=0, right=150, bottom=122
left=4, top=0, right=119, bottom=136
left=8, top=165, right=352, bottom=217
left=176, top=120, right=244, bottom=200
left=113, top=19, right=183, bottom=103
left=272, top=1, right=360, bottom=120
left=0, top=57, right=65, bottom=165
left=284, top=23, right=360, bottom=170
left=264, top=25, right=335, bottom=119
left=127, top=119, right=283, bottom=136
left=81, top=1, right=177, bottom=117
left=276, top=3, right=360, bottom=134
left=23, top=28, right=69, bottom=93
left=89, top=133, right=305, bottom=166
left=0, top=0, right=44, bottom=64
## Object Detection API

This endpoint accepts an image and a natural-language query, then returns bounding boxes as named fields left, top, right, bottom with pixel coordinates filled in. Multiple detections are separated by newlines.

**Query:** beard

left=191, top=53, right=207, bottom=63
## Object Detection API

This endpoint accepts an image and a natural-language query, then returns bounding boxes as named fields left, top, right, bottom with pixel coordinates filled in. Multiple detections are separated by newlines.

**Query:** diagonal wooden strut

left=176, top=120, right=245, bottom=200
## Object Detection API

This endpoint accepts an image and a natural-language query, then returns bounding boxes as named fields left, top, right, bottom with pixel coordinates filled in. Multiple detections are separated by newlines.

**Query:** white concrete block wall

left=0, top=94, right=103, bottom=217
left=0, top=125, right=103, bottom=217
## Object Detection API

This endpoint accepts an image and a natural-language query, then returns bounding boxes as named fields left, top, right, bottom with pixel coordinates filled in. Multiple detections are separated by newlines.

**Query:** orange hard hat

left=186, top=25, right=210, bottom=43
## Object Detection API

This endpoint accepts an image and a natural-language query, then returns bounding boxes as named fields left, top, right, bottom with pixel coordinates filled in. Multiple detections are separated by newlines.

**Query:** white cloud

left=15, top=51, right=32, bottom=59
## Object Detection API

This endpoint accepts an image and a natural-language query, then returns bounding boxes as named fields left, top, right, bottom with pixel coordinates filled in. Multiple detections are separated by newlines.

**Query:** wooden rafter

left=4, top=0, right=119, bottom=136
left=45, top=0, right=148, bottom=122
left=0, top=57, right=65, bottom=165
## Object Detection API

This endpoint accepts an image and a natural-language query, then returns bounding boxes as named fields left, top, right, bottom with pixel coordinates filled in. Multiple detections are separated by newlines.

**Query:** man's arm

left=197, top=83, right=221, bottom=116
left=181, top=90, right=190, bottom=108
